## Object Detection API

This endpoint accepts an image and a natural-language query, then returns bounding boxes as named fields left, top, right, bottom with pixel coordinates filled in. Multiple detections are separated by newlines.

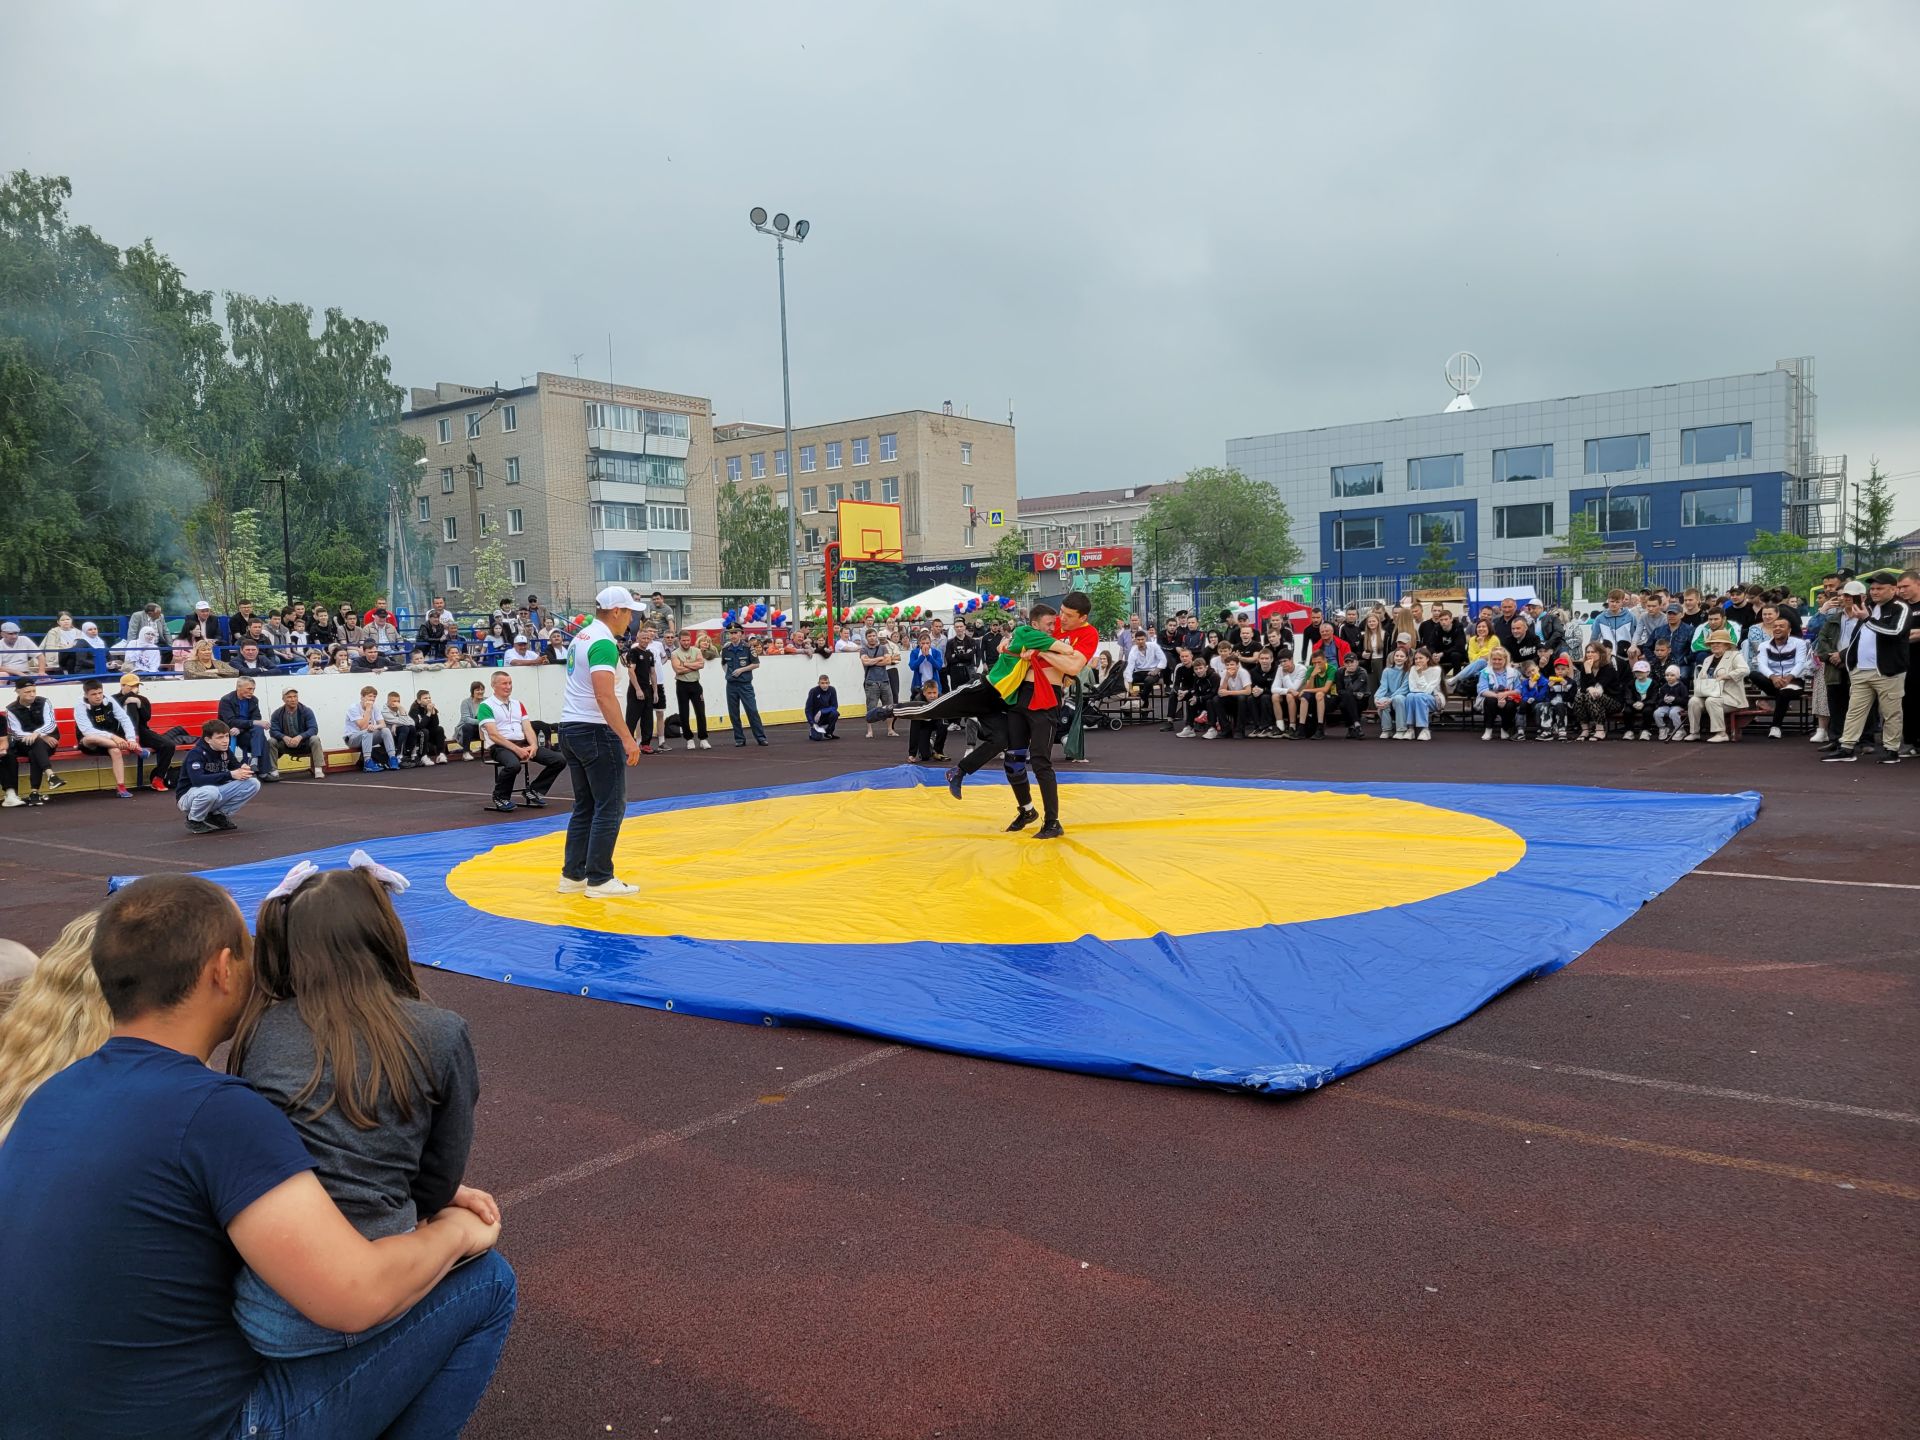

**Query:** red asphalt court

left=4, top=729, right=1916, bottom=1440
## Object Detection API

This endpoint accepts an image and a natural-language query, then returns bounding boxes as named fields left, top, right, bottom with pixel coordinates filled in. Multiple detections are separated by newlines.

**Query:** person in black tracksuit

left=623, top=627, right=658, bottom=752
left=114, top=676, right=178, bottom=789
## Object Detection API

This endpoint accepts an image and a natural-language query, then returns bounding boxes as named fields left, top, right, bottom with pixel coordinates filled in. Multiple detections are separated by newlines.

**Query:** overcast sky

left=6, top=0, right=1917, bottom=529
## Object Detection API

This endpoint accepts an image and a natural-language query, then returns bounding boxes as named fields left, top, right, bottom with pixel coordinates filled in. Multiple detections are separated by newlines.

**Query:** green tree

left=467, top=535, right=513, bottom=610
left=976, top=529, right=1031, bottom=599
left=1544, top=512, right=1639, bottom=607
left=302, top=526, right=380, bottom=615
left=1083, top=567, right=1130, bottom=634
left=718, top=484, right=789, bottom=595
left=1137, top=466, right=1301, bottom=581
left=183, top=507, right=282, bottom=613
left=1412, top=524, right=1458, bottom=591
left=1847, top=458, right=1898, bottom=569
left=1745, top=530, right=1830, bottom=598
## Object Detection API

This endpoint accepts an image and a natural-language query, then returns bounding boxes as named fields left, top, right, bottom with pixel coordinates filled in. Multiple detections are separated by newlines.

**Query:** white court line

left=498, top=1044, right=906, bottom=1211
left=1424, top=1044, right=1920, bottom=1125
left=1689, top=870, right=1920, bottom=892
left=0, top=834, right=198, bottom=867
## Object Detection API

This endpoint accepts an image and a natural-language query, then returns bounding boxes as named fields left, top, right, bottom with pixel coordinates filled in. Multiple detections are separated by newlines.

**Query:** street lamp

left=748, top=205, right=811, bottom=621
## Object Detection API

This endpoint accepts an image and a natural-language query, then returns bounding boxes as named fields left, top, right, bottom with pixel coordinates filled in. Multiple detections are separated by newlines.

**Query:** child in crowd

left=1623, top=660, right=1658, bottom=739
left=1516, top=659, right=1551, bottom=740
left=906, top=680, right=948, bottom=761
left=381, top=691, right=417, bottom=766
left=1544, top=657, right=1576, bottom=740
left=1270, top=653, right=1305, bottom=736
left=1653, top=665, right=1691, bottom=741
left=409, top=689, right=449, bottom=764
left=229, top=860, right=485, bottom=1358
left=1299, top=655, right=1334, bottom=738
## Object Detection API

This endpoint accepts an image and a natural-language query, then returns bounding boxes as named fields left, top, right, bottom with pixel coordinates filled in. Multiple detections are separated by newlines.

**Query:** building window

left=800, top=444, right=817, bottom=472
left=500, top=404, right=517, bottom=433
left=647, top=503, right=691, bottom=532
left=507, top=507, right=524, bottom=535
left=479, top=513, right=493, bottom=536
left=1494, top=502, right=1554, bottom=540
left=961, top=483, right=974, bottom=506
left=726, top=456, right=742, bottom=483
left=1408, top=510, right=1464, bottom=546
left=445, top=564, right=460, bottom=590
left=1407, top=454, right=1464, bottom=491
left=505, top=456, right=520, bottom=485
left=582, top=404, right=691, bottom=440
left=851, top=437, right=870, bottom=466
left=466, top=413, right=482, bottom=440
left=1681, top=486, right=1753, bottom=527
left=775, top=450, right=787, bottom=477
left=826, top=441, right=842, bottom=469
left=1335, top=516, right=1383, bottom=550
left=1493, top=444, right=1553, bottom=483
left=879, top=432, right=897, bottom=460
left=591, top=502, right=648, bottom=531
left=852, top=477, right=871, bottom=501
left=1682, top=423, right=1752, bottom=465
left=963, top=524, right=975, bottom=549
left=801, top=486, right=818, bottom=512
left=825, top=482, right=844, bottom=508
left=436, top=417, right=452, bottom=444
left=1583, top=494, right=1652, bottom=533
left=1585, top=433, right=1651, bottom=474
left=750, top=452, right=766, bottom=479
left=881, top=475, right=899, bottom=504
left=443, top=516, right=458, bottom=542
left=440, top=467, right=455, bottom=494
left=416, top=495, right=430, bottom=521
left=511, top=558, right=526, bottom=584
left=472, top=463, right=483, bottom=490
left=960, top=442, right=972, bottom=465
left=588, top=455, right=687, bottom=489
left=1331, top=461, right=1384, bottom=498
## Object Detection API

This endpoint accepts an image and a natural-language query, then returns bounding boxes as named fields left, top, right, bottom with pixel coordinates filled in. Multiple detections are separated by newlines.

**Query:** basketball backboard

left=836, top=500, right=904, bottom=562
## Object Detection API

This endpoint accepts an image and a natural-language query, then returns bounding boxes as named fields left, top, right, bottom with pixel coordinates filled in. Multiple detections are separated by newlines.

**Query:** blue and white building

left=1226, top=357, right=1844, bottom=603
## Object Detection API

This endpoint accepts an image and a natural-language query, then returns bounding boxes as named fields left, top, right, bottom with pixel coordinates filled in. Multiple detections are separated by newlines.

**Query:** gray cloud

left=5, top=0, right=1917, bottom=528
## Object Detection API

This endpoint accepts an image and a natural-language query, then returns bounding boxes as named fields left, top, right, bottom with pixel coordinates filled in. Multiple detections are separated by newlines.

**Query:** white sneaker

left=557, top=877, right=589, bottom=894
left=585, top=878, right=640, bottom=898
left=1395, top=730, right=1414, bottom=740
left=1706, top=734, right=1729, bottom=744
left=1, top=791, right=21, bottom=808
left=1808, top=728, right=1828, bottom=744
left=1177, top=726, right=1196, bottom=738
left=312, top=764, right=326, bottom=778
left=1201, top=728, right=1218, bottom=740
left=1481, top=728, right=1493, bottom=740
left=1639, top=730, right=1653, bottom=740
left=697, top=739, right=712, bottom=750
left=1417, top=729, right=1430, bottom=741
left=1767, top=727, right=1782, bottom=739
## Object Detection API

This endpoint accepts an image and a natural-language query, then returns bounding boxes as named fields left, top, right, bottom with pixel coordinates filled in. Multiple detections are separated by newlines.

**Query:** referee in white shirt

left=558, top=587, right=642, bottom=897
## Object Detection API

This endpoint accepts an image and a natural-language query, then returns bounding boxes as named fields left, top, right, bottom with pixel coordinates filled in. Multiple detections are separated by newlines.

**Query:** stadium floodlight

left=746, top=204, right=816, bottom=619
left=794, top=219, right=811, bottom=240
left=772, top=212, right=789, bottom=233
left=749, top=206, right=767, bottom=226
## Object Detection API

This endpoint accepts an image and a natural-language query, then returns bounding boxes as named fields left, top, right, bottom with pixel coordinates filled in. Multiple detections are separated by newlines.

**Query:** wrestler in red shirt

left=946, top=591, right=1099, bottom=839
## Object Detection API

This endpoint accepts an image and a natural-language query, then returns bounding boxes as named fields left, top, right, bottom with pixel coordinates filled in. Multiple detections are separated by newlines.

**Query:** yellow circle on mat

left=446, top=783, right=1525, bottom=946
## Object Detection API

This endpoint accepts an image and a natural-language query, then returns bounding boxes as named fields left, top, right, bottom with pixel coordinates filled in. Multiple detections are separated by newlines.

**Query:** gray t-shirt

left=237, top=998, right=478, bottom=1239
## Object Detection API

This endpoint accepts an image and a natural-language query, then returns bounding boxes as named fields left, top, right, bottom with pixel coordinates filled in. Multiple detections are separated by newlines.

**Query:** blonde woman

left=0, top=912, right=109, bottom=1144
left=183, top=638, right=238, bottom=679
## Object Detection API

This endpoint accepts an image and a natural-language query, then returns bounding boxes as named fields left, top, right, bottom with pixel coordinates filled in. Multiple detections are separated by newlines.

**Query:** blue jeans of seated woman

left=229, top=1251, right=515, bottom=1440
left=1391, top=691, right=1436, bottom=730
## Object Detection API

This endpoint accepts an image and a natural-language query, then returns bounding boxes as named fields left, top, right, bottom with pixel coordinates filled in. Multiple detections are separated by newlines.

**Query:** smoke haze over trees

left=0, top=170, right=422, bottom=615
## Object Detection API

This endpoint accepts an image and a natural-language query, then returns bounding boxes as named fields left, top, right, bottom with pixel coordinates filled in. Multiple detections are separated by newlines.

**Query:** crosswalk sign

left=1063, top=549, right=1082, bottom=569
left=988, top=509, right=1005, bottom=527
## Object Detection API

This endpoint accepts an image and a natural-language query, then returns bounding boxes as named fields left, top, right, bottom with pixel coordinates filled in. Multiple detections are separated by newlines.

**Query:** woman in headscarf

left=40, top=613, right=84, bottom=676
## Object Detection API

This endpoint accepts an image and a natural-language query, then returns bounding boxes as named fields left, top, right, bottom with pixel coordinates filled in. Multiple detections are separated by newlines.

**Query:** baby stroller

left=1075, top=663, right=1134, bottom=731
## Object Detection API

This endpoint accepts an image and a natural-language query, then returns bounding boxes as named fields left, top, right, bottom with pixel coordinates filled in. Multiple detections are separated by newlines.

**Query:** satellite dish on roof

left=1443, top=351, right=1481, bottom=412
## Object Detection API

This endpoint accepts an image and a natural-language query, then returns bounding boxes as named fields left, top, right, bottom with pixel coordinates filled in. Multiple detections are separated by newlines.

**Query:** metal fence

left=1159, top=546, right=1917, bottom=622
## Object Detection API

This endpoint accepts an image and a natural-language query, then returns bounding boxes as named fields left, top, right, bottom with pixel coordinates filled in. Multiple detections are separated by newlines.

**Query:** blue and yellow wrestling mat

left=133, top=768, right=1759, bottom=1093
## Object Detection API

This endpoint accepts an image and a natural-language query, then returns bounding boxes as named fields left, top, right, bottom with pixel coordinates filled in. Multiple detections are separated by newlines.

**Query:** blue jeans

left=558, top=723, right=626, bottom=885
left=231, top=726, right=269, bottom=770
left=235, top=1265, right=401, bottom=1358
left=179, top=777, right=261, bottom=822
left=229, top=1251, right=515, bottom=1440
left=726, top=683, right=765, bottom=744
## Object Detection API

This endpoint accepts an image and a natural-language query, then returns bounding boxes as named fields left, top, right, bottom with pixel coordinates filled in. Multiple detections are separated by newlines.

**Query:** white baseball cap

left=195, top=600, right=212, bottom=611
left=512, top=635, right=531, bottom=646
left=1633, top=660, right=1650, bottom=673
left=595, top=585, right=637, bottom=609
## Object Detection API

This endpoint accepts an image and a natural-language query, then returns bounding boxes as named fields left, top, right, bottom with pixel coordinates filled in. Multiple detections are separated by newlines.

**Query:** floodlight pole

left=750, top=209, right=808, bottom=623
